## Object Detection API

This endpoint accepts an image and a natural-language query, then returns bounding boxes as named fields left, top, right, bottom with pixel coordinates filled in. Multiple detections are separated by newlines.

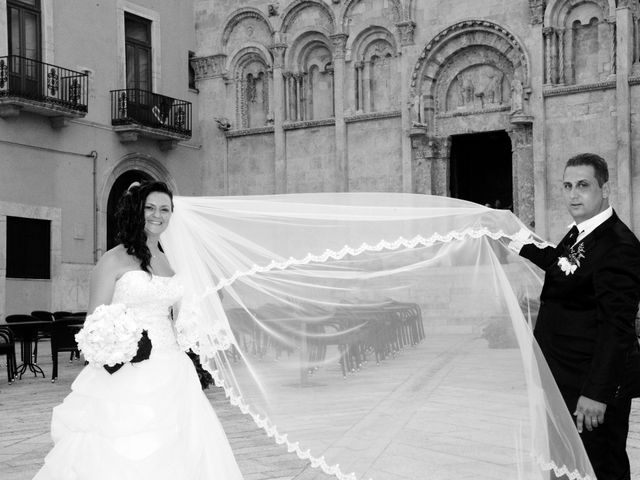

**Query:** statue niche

left=448, top=65, right=507, bottom=112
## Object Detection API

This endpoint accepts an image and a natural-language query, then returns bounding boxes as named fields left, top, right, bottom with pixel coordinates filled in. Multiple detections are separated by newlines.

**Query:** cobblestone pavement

left=1, top=342, right=639, bottom=479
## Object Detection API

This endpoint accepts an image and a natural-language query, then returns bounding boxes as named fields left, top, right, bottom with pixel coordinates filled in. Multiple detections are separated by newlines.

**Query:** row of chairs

left=2, top=310, right=86, bottom=382
left=227, top=300, right=425, bottom=378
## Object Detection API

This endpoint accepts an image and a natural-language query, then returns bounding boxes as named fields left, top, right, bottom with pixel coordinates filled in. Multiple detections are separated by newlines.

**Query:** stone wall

left=195, top=0, right=640, bottom=242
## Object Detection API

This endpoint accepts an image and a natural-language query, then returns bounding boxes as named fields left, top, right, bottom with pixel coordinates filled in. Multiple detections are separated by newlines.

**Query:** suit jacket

left=520, top=211, right=640, bottom=403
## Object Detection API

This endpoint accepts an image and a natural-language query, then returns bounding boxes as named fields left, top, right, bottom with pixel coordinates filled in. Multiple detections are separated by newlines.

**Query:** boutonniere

left=557, top=243, right=585, bottom=275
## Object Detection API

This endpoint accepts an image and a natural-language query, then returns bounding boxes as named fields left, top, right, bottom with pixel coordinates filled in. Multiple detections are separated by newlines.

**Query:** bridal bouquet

left=75, top=303, right=152, bottom=374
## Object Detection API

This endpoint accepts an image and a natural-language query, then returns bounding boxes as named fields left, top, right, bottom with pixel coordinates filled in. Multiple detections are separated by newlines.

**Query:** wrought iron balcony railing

left=110, top=88, right=192, bottom=138
left=0, top=55, right=88, bottom=113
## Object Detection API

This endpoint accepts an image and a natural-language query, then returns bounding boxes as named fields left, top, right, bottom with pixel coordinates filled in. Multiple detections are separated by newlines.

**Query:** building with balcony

left=0, top=0, right=201, bottom=318
left=4, top=0, right=640, bottom=321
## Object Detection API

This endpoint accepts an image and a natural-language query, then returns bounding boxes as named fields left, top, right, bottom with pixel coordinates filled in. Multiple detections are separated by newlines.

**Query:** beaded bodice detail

left=112, top=270, right=184, bottom=352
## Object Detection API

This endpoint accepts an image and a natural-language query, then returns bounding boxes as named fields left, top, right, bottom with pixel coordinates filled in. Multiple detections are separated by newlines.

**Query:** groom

left=515, top=153, right=640, bottom=479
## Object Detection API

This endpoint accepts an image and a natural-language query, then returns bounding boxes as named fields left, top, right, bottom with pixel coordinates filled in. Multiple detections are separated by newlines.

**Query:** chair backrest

left=31, top=310, right=54, bottom=321
left=5, top=314, right=40, bottom=323
left=0, top=326, right=15, bottom=344
left=51, top=318, right=82, bottom=351
left=53, top=311, right=72, bottom=320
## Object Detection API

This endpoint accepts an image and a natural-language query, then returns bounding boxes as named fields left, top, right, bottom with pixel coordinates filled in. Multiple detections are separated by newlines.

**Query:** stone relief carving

left=268, top=4, right=279, bottom=16
left=222, top=9, right=274, bottom=48
left=191, top=54, right=228, bottom=80
left=396, top=20, right=416, bottom=46
left=453, top=67, right=505, bottom=110
left=510, top=78, right=524, bottom=113
left=529, top=0, right=545, bottom=25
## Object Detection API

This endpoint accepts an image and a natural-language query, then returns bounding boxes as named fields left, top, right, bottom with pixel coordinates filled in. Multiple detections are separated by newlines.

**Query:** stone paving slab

left=0, top=341, right=638, bottom=479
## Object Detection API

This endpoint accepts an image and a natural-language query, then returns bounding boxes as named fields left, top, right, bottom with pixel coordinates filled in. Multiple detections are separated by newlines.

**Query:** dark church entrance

left=106, top=170, right=153, bottom=250
left=449, top=130, right=513, bottom=210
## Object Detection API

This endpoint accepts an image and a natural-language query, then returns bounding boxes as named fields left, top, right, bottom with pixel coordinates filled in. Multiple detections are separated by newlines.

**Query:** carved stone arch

left=349, top=25, right=399, bottom=60
left=280, top=0, right=336, bottom=35
left=227, top=43, right=273, bottom=74
left=228, top=46, right=271, bottom=128
left=411, top=20, right=530, bottom=125
left=97, top=154, right=177, bottom=256
left=544, top=0, right=614, bottom=26
left=339, top=0, right=403, bottom=31
left=221, top=7, right=274, bottom=51
left=287, top=31, right=333, bottom=72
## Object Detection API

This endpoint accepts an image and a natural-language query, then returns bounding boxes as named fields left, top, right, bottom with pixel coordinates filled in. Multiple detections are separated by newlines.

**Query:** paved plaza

left=1, top=341, right=639, bottom=480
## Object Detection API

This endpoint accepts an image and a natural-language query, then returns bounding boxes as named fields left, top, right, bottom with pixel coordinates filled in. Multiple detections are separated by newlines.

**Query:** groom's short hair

left=565, top=153, right=609, bottom=187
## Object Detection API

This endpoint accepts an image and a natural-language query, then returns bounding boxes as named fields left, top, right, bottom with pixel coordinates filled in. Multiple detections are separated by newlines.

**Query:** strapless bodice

left=111, top=270, right=184, bottom=352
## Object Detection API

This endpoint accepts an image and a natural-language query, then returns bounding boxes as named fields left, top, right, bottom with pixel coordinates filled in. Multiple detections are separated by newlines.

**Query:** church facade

left=193, top=0, right=640, bottom=239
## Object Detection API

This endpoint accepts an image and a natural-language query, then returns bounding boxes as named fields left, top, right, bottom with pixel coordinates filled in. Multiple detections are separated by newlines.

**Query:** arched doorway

left=106, top=170, right=153, bottom=250
left=449, top=130, right=513, bottom=209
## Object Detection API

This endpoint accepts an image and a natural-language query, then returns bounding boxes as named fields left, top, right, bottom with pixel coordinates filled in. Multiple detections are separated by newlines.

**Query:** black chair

left=51, top=316, right=84, bottom=383
left=54, top=312, right=79, bottom=360
left=30, top=311, right=55, bottom=363
left=0, top=326, right=17, bottom=383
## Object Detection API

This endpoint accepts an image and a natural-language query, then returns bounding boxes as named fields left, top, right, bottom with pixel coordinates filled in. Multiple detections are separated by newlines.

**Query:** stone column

left=431, top=137, right=451, bottom=197
left=331, top=33, right=348, bottom=192
left=616, top=4, right=633, bottom=225
left=557, top=29, right=565, bottom=84
left=528, top=10, right=548, bottom=236
left=397, top=20, right=416, bottom=193
left=270, top=43, right=287, bottom=194
left=191, top=53, right=229, bottom=195
left=544, top=27, right=554, bottom=85
left=355, top=61, right=364, bottom=112
left=409, top=131, right=431, bottom=194
left=508, top=123, right=535, bottom=228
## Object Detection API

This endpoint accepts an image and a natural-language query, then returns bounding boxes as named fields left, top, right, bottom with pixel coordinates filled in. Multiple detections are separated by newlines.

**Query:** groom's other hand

left=574, top=395, right=606, bottom=433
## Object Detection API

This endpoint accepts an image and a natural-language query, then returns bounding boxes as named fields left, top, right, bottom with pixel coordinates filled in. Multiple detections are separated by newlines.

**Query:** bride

left=33, top=181, right=243, bottom=480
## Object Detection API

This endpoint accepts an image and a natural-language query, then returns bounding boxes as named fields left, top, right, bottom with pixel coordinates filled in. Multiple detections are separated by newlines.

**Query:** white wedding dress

left=34, top=270, right=244, bottom=480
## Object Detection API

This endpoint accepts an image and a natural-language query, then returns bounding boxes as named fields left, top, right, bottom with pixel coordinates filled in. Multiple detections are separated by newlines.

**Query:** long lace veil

left=161, top=192, right=595, bottom=480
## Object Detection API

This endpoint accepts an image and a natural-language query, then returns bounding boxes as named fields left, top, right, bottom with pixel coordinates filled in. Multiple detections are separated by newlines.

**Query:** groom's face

left=562, top=164, right=610, bottom=224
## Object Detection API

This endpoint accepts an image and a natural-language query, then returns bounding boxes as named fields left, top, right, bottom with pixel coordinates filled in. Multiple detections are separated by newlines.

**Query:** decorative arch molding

left=349, top=25, right=400, bottom=59
left=97, top=154, right=177, bottom=257
left=542, top=0, right=614, bottom=84
left=280, top=0, right=336, bottom=35
left=287, top=31, right=333, bottom=72
left=339, top=0, right=404, bottom=30
left=221, top=7, right=274, bottom=49
left=410, top=20, right=530, bottom=128
left=227, top=44, right=273, bottom=74
left=411, top=20, right=530, bottom=96
left=229, top=47, right=272, bottom=128
left=544, top=0, right=615, bottom=26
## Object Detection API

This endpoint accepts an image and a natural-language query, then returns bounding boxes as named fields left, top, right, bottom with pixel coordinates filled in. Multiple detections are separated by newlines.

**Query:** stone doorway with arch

left=97, top=154, right=177, bottom=258
left=409, top=20, right=535, bottom=228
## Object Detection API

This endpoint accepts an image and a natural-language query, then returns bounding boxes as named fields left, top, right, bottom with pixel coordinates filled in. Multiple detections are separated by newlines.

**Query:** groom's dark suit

left=520, top=211, right=640, bottom=479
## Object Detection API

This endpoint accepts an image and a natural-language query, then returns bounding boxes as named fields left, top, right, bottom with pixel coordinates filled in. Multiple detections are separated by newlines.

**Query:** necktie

left=563, top=225, right=580, bottom=249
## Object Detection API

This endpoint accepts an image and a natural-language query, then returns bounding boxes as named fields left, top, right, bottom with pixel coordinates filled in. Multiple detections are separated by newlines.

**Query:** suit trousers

left=560, top=388, right=632, bottom=480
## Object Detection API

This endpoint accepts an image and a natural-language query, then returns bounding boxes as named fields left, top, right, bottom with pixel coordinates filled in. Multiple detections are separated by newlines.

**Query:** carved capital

left=191, top=54, right=228, bottom=80
left=542, top=26, right=555, bottom=37
left=396, top=20, right=417, bottom=46
left=269, top=43, right=287, bottom=69
left=330, top=33, right=348, bottom=59
left=528, top=0, right=545, bottom=25
left=507, top=124, right=533, bottom=148
left=618, top=0, right=634, bottom=9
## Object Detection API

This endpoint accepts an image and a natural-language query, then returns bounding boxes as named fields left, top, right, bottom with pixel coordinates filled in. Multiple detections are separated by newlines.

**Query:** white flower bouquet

left=75, top=303, right=152, bottom=374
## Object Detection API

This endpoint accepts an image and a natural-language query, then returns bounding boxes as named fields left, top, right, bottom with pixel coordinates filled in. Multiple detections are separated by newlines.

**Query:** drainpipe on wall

left=87, top=150, right=98, bottom=263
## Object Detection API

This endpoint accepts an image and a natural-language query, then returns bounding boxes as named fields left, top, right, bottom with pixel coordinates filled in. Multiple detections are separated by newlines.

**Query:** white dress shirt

left=570, top=205, right=613, bottom=246
left=507, top=205, right=613, bottom=254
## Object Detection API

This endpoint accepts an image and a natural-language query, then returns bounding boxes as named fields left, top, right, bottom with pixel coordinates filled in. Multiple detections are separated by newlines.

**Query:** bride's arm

left=87, top=250, right=122, bottom=313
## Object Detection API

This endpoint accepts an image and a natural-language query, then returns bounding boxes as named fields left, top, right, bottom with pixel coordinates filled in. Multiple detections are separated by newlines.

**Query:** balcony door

left=125, top=13, right=152, bottom=123
left=7, top=0, right=41, bottom=97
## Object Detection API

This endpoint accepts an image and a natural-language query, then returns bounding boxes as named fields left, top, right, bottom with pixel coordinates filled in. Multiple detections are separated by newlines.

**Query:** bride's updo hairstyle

left=115, top=181, right=173, bottom=273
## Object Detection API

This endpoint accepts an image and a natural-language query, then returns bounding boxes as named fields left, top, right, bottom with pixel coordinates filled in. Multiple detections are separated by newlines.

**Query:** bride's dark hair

left=115, top=181, right=174, bottom=273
